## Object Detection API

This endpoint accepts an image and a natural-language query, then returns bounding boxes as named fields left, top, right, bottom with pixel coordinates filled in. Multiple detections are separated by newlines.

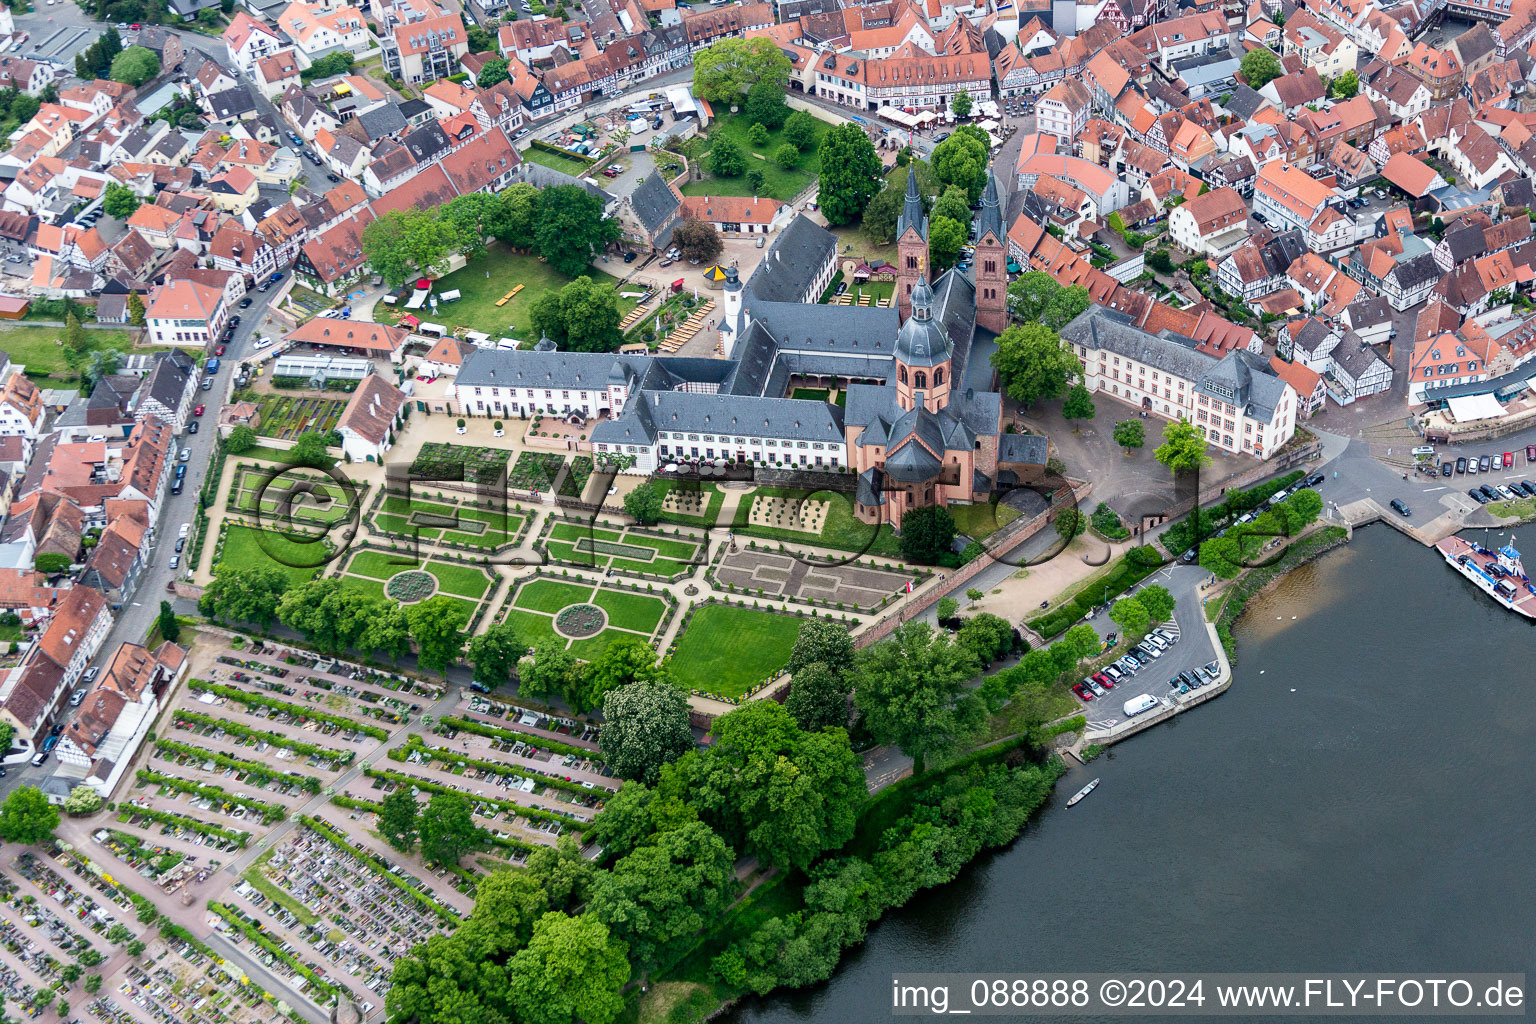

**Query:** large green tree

left=928, top=215, right=965, bottom=271
left=408, top=596, right=469, bottom=676
left=708, top=137, right=747, bottom=177
left=377, top=787, right=419, bottom=853
left=1241, top=47, right=1282, bottom=89
left=102, top=182, right=140, bottom=219
left=897, top=504, right=957, bottom=564
left=198, top=564, right=291, bottom=629
left=1113, top=420, right=1145, bottom=452
left=692, top=37, right=793, bottom=102
left=0, top=786, right=59, bottom=844
left=441, top=192, right=499, bottom=261
left=817, top=123, right=883, bottom=225
left=476, top=57, right=510, bottom=88
left=852, top=621, right=982, bottom=773
left=1062, top=384, right=1096, bottom=425
left=278, top=579, right=384, bottom=654
left=599, top=678, right=692, bottom=784
left=931, top=125, right=989, bottom=203
left=784, top=661, right=851, bottom=732
left=621, top=479, right=664, bottom=524
left=535, top=185, right=621, bottom=277
left=505, top=912, right=630, bottom=1024
left=467, top=622, right=522, bottom=690
left=990, top=322, right=1080, bottom=409
left=527, top=275, right=625, bottom=353
left=1154, top=418, right=1212, bottom=475
left=362, top=207, right=461, bottom=287
left=419, top=790, right=481, bottom=865
left=783, top=110, right=817, bottom=151
left=744, top=80, right=790, bottom=129
left=156, top=600, right=180, bottom=644
left=110, top=46, right=159, bottom=87
left=518, top=642, right=585, bottom=704
left=671, top=218, right=723, bottom=264
left=932, top=184, right=971, bottom=227
left=489, top=183, right=540, bottom=249
left=385, top=933, right=507, bottom=1024
left=359, top=605, right=414, bottom=662
left=1007, top=272, right=1091, bottom=330
left=786, top=619, right=856, bottom=679
left=589, top=820, right=736, bottom=967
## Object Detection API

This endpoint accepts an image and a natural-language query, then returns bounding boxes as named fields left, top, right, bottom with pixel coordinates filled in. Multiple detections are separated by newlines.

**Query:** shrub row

left=154, top=738, right=323, bottom=794
left=135, top=769, right=287, bottom=825
left=187, top=680, right=389, bottom=740
left=172, top=710, right=355, bottom=768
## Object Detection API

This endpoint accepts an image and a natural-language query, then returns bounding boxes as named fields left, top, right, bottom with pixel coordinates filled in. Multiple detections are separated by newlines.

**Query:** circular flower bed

left=385, top=570, right=438, bottom=604
left=554, top=603, right=607, bottom=638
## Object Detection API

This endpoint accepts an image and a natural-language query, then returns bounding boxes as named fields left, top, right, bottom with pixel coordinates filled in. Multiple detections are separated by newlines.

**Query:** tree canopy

left=362, top=208, right=461, bottom=287
left=110, top=46, right=159, bottom=87
left=1154, top=418, right=1212, bottom=475
left=198, top=564, right=291, bottom=630
left=527, top=276, right=624, bottom=352
left=816, top=123, right=883, bottom=225
left=599, top=678, right=692, bottom=783
left=1113, top=420, right=1145, bottom=451
left=693, top=38, right=793, bottom=102
left=853, top=621, right=982, bottom=773
left=931, top=125, right=989, bottom=203
left=408, top=596, right=469, bottom=676
left=467, top=622, right=523, bottom=689
left=897, top=505, right=957, bottom=564
left=744, top=80, right=790, bottom=129
left=476, top=57, right=510, bottom=89
left=0, top=786, right=59, bottom=845
left=1007, top=271, right=1091, bottom=330
left=102, top=182, right=140, bottom=219
left=991, top=322, right=1080, bottom=408
left=1240, top=47, right=1282, bottom=89
left=535, top=185, right=621, bottom=277
left=672, top=218, right=723, bottom=264
left=709, top=137, right=747, bottom=177
left=419, top=790, right=481, bottom=865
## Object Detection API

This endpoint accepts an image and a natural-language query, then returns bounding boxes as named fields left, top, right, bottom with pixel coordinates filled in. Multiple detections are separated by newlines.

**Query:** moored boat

left=1066, top=778, right=1099, bottom=807
left=1435, top=535, right=1536, bottom=620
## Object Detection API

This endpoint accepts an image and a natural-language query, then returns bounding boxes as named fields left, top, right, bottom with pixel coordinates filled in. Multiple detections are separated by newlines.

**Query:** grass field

left=427, top=561, right=493, bottom=599
left=0, top=325, right=135, bottom=382
left=340, top=550, right=491, bottom=605
left=504, top=577, right=668, bottom=657
left=679, top=112, right=831, bottom=202
left=371, top=493, right=524, bottom=549
left=730, top=487, right=902, bottom=558
left=522, top=145, right=593, bottom=176
left=948, top=501, right=1021, bottom=541
left=216, top=525, right=326, bottom=586
left=790, top=387, right=829, bottom=401
left=230, top=470, right=352, bottom=528
left=653, top=480, right=727, bottom=528
left=668, top=605, right=803, bottom=697
left=544, top=521, right=705, bottom=576
left=420, top=243, right=636, bottom=341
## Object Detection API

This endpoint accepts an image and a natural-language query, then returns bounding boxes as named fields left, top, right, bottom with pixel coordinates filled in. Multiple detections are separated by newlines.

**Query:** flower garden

left=409, top=442, right=512, bottom=484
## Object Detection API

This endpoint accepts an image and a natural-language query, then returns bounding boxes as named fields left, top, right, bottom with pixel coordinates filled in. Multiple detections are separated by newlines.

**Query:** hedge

left=366, top=767, right=578, bottom=829
left=135, top=769, right=288, bottom=825
left=207, top=902, right=341, bottom=1000
left=154, top=737, right=322, bottom=794
left=187, top=680, right=390, bottom=740
left=393, top=738, right=606, bottom=798
left=1027, top=548, right=1166, bottom=639
left=172, top=710, right=355, bottom=769
left=120, top=804, right=251, bottom=848
left=437, top=715, right=602, bottom=765
left=1158, top=470, right=1306, bottom=556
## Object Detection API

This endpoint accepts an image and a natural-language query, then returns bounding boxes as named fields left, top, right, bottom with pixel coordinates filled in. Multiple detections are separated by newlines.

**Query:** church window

left=985, top=260, right=996, bottom=274
left=915, top=371, right=927, bottom=389
left=899, top=366, right=908, bottom=384
left=935, top=367, right=944, bottom=385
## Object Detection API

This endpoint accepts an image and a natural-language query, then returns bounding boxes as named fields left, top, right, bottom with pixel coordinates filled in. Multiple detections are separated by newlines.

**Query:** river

left=724, top=526, right=1536, bottom=1022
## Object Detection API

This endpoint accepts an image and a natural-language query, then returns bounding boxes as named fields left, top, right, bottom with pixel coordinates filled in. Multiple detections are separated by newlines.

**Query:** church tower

left=974, top=168, right=1009, bottom=335
left=892, top=276, right=953, bottom=414
left=895, top=165, right=929, bottom=323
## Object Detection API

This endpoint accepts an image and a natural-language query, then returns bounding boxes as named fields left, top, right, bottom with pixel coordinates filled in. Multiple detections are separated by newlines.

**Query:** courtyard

left=678, top=111, right=831, bottom=202
left=336, top=547, right=495, bottom=620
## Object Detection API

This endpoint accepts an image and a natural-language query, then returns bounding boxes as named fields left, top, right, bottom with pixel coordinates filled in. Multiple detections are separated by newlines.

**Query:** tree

left=441, top=192, right=499, bottom=261
left=1154, top=418, right=1212, bottom=475
left=817, top=123, right=882, bottom=225
left=746, top=168, right=766, bottom=194
left=378, top=787, right=419, bottom=853
left=62, top=312, right=88, bottom=368
left=61, top=964, right=82, bottom=984
left=622, top=479, right=664, bottom=524
left=126, top=291, right=146, bottom=328
left=198, top=565, right=290, bottom=629
left=0, top=786, right=59, bottom=844
left=783, top=661, right=851, bottom=733
left=950, top=88, right=973, bottom=120
left=589, top=820, right=736, bottom=967
left=1109, top=596, right=1150, bottom=638
left=359, top=605, right=414, bottom=662
left=62, top=786, right=102, bottom=815
left=1285, top=488, right=1324, bottom=524
left=125, top=940, right=146, bottom=958
left=0, top=721, right=12, bottom=753
left=1147, top=248, right=1174, bottom=274
left=1240, top=47, right=1282, bottom=89
left=102, top=182, right=140, bottom=219
left=709, top=137, right=747, bottom=177
left=1137, top=583, right=1175, bottom=622
left=408, top=596, right=469, bottom=676
left=599, top=678, right=692, bottom=783
left=853, top=622, right=981, bottom=774
left=287, top=431, right=334, bottom=468
left=1331, top=69, right=1358, bottom=98
left=81, top=348, right=124, bottom=393
left=1062, top=623, right=1101, bottom=661
left=362, top=207, right=460, bottom=287
left=936, top=596, right=959, bottom=620
left=931, top=126, right=988, bottom=202
left=928, top=215, right=964, bottom=270
left=774, top=143, right=799, bottom=169
left=1006, top=271, right=1091, bottom=330
left=585, top=782, right=662, bottom=862
left=156, top=601, right=180, bottom=644
left=84, top=975, right=103, bottom=996
left=1113, top=420, right=1145, bottom=452
left=34, top=552, right=70, bottom=576
left=279, top=579, right=383, bottom=654
left=1055, top=507, right=1086, bottom=542
left=965, top=587, right=984, bottom=606
left=932, top=185, right=971, bottom=227
left=476, top=56, right=510, bottom=88
left=505, top=912, right=630, bottom=1024
left=957, top=612, right=1014, bottom=668
left=747, top=121, right=769, bottom=146
left=528, top=275, right=624, bottom=352
left=225, top=424, right=257, bottom=453
left=744, top=80, right=789, bottom=129
left=535, top=185, right=620, bottom=277
left=386, top=934, right=507, bottom=1024
left=419, top=790, right=481, bottom=865
left=692, top=37, right=792, bottom=102
left=991, top=322, right=1080, bottom=408
left=488, top=182, right=540, bottom=249
left=110, top=46, right=160, bottom=87
left=467, top=622, right=522, bottom=690
left=786, top=620, right=856, bottom=678
left=898, top=505, right=956, bottom=564
left=1062, top=384, right=1095, bottom=425
left=519, top=642, right=584, bottom=704
left=671, top=218, right=723, bottom=264
left=783, top=110, right=817, bottom=151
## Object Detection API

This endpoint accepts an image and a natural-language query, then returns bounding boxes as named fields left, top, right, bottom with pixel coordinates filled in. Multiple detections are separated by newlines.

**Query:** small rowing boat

left=1066, top=778, right=1099, bottom=807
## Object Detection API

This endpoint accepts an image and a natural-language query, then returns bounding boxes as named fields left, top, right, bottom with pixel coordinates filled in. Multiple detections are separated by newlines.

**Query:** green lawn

left=653, top=481, right=726, bottom=528
left=668, top=605, right=803, bottom=697
left=217, top=525, right=326, bottom=586
left=591, top=589, right=667, bottom=633
left=522, top=145, right=593, bottom=176
left=948, top=501, right=1021, bottom=541
left=513, top=578, right=594, bottom=614
left=372, top=493, right=524, bottom=549
left=790, top=387, right=829, bottom=401
left=426, top=560, right=493, bottom=599
left=500, top=609, right=563, bottom=650
left=345, top=549, right=416, bottom=580
left=679, top=112, right=832, bottom=202
left=0, top=325, right=135, bottom=383
left=545, top=522, right=706, bottom=576
left=423, top=243, right=636, bottom=342
left=731, top=487, right=902, bottom=558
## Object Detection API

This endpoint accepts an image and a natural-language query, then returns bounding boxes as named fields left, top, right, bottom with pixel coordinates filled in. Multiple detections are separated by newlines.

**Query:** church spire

left=977, top=167, right=1003, bottom=242
left=897, top=164, right=928, bottom=241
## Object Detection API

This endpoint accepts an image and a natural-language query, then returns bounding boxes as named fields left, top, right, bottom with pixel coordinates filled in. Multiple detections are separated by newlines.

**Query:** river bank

left=721, top=525, right=1536, bottom=1024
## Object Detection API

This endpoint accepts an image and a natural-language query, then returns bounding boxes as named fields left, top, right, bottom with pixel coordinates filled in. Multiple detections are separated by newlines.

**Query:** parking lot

left=1073, top=565, right=1221, bottom=729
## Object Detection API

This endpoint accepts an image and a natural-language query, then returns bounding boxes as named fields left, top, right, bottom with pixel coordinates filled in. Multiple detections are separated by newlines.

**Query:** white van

left=1146, top=633, right=1169, bottom=651
left=1411, top=445, right=1435, bottom=457
left=1123, top=693, right=1159, bottom=717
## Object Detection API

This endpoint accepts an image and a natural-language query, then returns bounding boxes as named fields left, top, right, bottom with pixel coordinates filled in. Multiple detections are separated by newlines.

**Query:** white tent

left=978, top=100, right=1001, bottom=118
left=878, top=106, right=917, bottom=128
left=1447, top=393, right=1506, bottom=423
left=978, top=118, right=999, bottom=131
left=916, top=111, right=938, bottom=123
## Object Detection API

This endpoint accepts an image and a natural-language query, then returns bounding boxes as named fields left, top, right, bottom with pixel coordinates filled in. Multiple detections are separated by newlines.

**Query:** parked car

left=1480, top=456, right=1492, bottom=472
left=193, top=404, right=205, bottom=416
left=239, top=297, right=252, bottom=308
left=1470, top=488, right=1489, bottom=504
left=622, top=251, right=637, bottom=263
left=1086, top=678, right=1107, bottom=696
left=1304, top=472, right=1325, bottom=487
left=1504, top=452, right=1515, bottom=468
left=1072, top=683, right=1093, bottom=702
left=1527, top=445, right=1536, bottom=463
left=1468, top=458, right=1479, bottom=474
left=1481, top=484, right=1500, bottom=501
left=171, top=481, right=183, bottom=495
left=1441, top=462, right=1453, bottom=477
left=1093, top=672, right=1114, bottom=690
left=1456, top=457, right=1467, bottom=473
left=174, top=538, right=186, bottom=553
left=179, top=447, right=191, bottom=462
left=1498, top=485, right=1518, bottom=501
left=1389, top=498, right=1411, bottom=516
left=169, top=556, right=180, bottom=569
left=254, top=337, right=273, bottom=349
left=188, top=421, right=199, bottom=434
left=1520, top=480, right=1536, bottom=496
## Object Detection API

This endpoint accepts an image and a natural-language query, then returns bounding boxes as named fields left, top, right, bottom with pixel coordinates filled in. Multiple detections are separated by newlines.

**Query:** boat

left=1066, top=778, right=1099, bottom=807
left=1435, top=535, right=1536, bottom=620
